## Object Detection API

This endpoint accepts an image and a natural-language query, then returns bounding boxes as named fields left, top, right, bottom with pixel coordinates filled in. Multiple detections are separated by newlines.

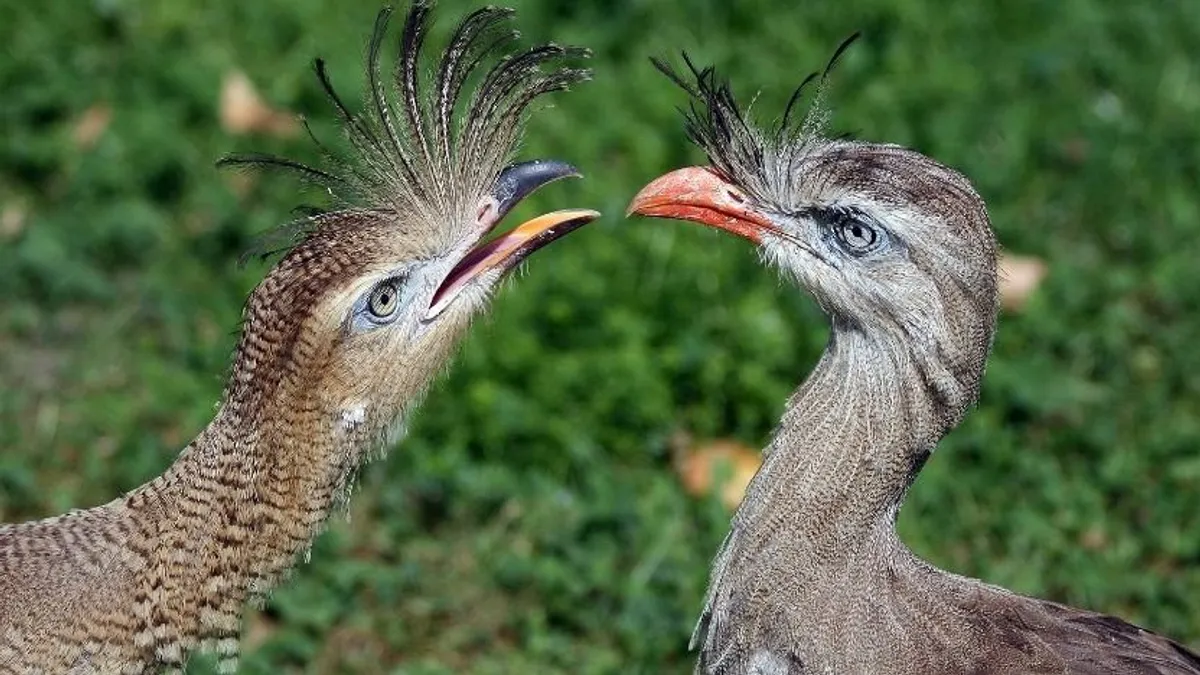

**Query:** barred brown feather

left=0, top=3, right=590, bottom=672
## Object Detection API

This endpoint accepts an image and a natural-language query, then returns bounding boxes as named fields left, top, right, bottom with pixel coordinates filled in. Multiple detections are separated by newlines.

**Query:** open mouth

left=426, top=159, right=600, bottom=319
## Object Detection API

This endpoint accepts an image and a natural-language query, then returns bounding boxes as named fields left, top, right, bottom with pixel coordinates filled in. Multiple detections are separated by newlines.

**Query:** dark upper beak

left=626, top=166, right=777, bottom=243
left=490, top=159, right=581, bottom=220
left=428, top=159, right=600, bottom=318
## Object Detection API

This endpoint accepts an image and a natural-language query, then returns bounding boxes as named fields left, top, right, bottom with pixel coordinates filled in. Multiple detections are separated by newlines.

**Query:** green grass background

left=3, top=0, right=1199, bottom=672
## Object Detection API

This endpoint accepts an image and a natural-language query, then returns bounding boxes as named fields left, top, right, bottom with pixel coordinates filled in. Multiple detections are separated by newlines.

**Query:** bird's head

left=628, top=46, right=998, bottom=409
left=220, top=3, right=596, bottom=452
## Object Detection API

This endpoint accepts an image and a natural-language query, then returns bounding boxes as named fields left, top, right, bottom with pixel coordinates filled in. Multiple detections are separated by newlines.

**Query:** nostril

left=475, top=196, right=499, bottom=226
left=727, top=190, right=745, bottom=204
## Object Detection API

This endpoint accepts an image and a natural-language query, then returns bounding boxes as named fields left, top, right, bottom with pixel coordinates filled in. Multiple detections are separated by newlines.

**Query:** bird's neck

left=121, top=399, right=368, bottom=636
left=735, top=326, right=976, bottom=555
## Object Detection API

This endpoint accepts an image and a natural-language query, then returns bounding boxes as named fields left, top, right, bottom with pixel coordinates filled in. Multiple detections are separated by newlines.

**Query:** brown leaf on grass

left=1, top=202, right=27, bottom=239
left=220, top=70, right=299, bottom=138
left=999, top=252, right=1048, bottom=311
left=672, top=430, right=762, bottom=510
left=1079, top=525, right=1109, bottom=552
left=71, top=103, right=112, bottom=149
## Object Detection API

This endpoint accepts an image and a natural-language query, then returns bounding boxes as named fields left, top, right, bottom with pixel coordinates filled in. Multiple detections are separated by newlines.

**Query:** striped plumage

left=0, top=3, right=595, bottom=672
left=628, top=47, right=1200, bottom=675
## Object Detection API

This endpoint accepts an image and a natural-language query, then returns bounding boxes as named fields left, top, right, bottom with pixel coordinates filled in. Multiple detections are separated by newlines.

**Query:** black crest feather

left=219, top=2, right=591, bottom=263
left=651, top=33, right=860, bottom=204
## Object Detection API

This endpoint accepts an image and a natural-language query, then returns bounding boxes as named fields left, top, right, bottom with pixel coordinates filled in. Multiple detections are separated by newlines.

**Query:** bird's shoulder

left=958, top=585, right=1200, bottom=675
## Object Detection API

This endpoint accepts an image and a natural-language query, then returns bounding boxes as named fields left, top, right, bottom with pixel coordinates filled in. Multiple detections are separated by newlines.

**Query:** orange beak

left=425, top=159, right=600, bottom=320
left=626, top=166, right=776, bottom=243
left=427, top=208, right=599, bottom=319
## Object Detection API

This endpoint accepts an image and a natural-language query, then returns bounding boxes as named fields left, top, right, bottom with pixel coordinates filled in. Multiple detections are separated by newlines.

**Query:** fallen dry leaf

left=72, top=103, right=112, bottom=149
left=1, top=202, right=27, bottom=239
left=999, top=252, right=1048, bottom=311
left=672, top=431, right=762, bottom=510
left=220, top=70, right=299, bottom=138
left=1079, top=525, right=1109, bottom=552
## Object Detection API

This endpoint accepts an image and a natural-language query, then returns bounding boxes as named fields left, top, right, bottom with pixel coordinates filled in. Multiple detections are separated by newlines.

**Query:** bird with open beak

left=628, top=45, right=1200, bottom=675
left=0, top=3, right=595, bottom=672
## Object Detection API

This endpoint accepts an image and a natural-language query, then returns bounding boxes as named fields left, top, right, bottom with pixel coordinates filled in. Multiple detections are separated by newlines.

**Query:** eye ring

left=368, top=280, right=399, bottom=319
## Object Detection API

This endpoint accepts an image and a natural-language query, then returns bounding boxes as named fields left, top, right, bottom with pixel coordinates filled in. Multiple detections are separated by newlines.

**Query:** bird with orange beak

left=629, top=46, right=1200, bottom=675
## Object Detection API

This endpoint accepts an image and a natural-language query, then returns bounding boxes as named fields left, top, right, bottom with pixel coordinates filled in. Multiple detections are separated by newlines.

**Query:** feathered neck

left=693, top=325, right=974, bottom=657
left=116, top=391, right=374, bottom=667
left=740, top=327, right=953, bottom=545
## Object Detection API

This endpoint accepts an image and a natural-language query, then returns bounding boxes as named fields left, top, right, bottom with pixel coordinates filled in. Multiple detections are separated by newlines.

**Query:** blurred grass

left=2, top=0, right=1200, bottom=672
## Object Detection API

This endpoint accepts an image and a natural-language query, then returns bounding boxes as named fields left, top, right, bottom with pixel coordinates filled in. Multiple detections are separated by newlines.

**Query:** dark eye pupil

left=370, top=283, right=398, bottom=317
left=804, top=206, right=882, bottom=254
left=842, top=222, right=875, bottom=248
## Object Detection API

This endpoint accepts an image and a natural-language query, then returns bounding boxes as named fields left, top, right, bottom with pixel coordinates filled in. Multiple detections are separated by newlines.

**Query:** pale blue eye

left=835, top=220, right=879, bottom=252
left=802, top=206, right=888, bottom=256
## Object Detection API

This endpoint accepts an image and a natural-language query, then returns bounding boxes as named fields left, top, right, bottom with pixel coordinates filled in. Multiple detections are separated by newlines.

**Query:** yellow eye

left=368, top=281, right=399, bottom=318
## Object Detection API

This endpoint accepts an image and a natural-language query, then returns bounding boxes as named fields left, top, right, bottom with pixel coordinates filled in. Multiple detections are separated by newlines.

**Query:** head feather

left=220, top=2, right=591, bottom=262
left=651, top=33, right=859, bottom=205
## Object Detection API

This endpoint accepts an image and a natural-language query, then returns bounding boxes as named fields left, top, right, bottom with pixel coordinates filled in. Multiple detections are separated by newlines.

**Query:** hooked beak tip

left=491, top=159, right=583, bottom=223
left=626, top=166, right=773, bottom=244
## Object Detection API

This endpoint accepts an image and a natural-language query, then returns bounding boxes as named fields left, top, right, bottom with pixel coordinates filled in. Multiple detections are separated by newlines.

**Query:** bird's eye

left=368, top=280, right=399, bottom=319
left=347, top=275, right=408, bottom=334
left=835, top=221, right=878, bottom=252
left=810, top=206, right=887, bottom=256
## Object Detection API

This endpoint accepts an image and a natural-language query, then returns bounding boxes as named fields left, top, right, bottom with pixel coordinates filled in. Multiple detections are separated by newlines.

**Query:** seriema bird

left=628, top=45, right=1200, bottom=675
left=0, top=3, right=596, bottom=672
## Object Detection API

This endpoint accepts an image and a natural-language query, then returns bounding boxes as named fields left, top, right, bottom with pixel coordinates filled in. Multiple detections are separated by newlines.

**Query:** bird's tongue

left=426, top=208, right=599, bottom=319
